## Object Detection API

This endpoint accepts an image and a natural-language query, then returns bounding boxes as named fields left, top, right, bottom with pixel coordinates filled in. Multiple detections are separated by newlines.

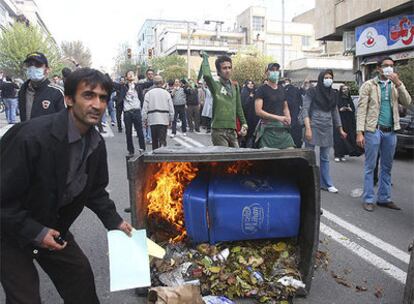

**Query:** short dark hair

left=215, top=55, right=232, bottom=73
left=377, top=56, right=394, bottom=67
left=138, top=74, right=145, bottom=80
left=266, top=63, right=280, bottom=71
left=146, top=68, right=154, bottom=75
left=64, top=68, right=113, bottom=102
left=53, top=74, right=59, bottom=78
left=61, top=67, right=72, bottom=78
left=168, top=80, right=174, bottom=86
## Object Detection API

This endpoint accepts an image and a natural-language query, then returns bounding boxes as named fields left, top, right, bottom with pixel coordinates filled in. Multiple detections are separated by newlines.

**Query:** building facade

left=0, top=0, right=19, bottom=30
left=313, top=0, right=413, bottom=83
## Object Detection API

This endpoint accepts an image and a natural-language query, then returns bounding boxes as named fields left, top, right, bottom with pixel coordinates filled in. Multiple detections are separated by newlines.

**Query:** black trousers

left=290, top=124, right=303, bottom=148
left=115, top=105, right=123, bottom=131
left=0, top=233, right=99, bottom=304
left=124, top=109, right=146, bottom=153
left=171, top=105, right=187, bottom=134
left=150, top=124, right=167, bottom=150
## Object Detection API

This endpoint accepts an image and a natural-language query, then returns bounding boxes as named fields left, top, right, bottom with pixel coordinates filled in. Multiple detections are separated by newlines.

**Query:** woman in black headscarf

left=241, top=80, right=259, bottom=147
left=333, top=85, right=361, bottom=161
left=302, top=70, right=347, bottom=193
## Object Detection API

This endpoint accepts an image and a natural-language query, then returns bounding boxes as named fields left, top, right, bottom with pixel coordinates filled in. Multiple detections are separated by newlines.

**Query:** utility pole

left=281, top=0, right=285, bottom=78
left=187, top=22, right=191, bottom=79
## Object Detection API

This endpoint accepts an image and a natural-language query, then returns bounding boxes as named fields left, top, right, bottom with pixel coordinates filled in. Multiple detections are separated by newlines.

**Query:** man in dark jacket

left=18, top=52, right=65, bottom=122
left=0, top=68, right=132, bottom=304
left=184, top=80, right=201, bottom=132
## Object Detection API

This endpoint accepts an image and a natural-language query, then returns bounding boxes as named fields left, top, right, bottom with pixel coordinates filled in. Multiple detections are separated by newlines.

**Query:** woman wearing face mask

left=333, top=85, right=361, bottom=161
left=302, top=70, right=347, bottom=193
left=254, top=63, right=295, bottom=149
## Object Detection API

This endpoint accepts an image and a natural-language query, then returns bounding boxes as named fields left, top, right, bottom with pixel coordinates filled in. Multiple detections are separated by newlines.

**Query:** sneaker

left=334, top=158, right=340, bottom=162
left=327, top=186, right=338, bottom=193
left=170, top=134, right=176, bottom=138
left=111, top=122, right=115, bottom=126
left=101, top=122, right=107, bottom=127
left=340, top=157, right=346, bottom=162
left=182, top=133, right=187, bottom=136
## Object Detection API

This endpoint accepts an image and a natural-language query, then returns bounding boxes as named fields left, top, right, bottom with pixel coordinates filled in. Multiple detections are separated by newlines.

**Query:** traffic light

left=148, top=48, right=153, bottom=60
left=127, top=48, right=132, bottom=59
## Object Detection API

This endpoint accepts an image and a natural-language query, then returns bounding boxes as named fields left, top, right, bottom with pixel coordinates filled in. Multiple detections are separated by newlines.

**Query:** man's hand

left=305, top=128, right=312, bottom=142
left=356, top=132, right=365, bottom=148
left=387, top=73, right=402, bottom=87
left=118, top=220, right=133, bottom=237
left=339, top=129, right=347, bottom=139
left=279, top=116, right=290, bottom=126
left=40, top=229, right=67, bottom=251
left=240, top=124, right=248, bottom=137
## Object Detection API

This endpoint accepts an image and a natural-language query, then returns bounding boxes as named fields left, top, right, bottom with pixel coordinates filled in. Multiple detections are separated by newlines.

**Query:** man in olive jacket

left=0, top=68, right=133, bottom=304
left=198, top=52, right=247, bottom=147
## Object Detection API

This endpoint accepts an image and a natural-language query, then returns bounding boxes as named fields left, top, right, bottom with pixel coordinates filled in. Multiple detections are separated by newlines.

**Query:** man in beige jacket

left=356, top=57, right=412, bottom=212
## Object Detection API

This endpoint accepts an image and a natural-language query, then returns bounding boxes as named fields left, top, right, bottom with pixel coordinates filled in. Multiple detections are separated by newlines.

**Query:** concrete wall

left=315, top=0, right=412, bottom=40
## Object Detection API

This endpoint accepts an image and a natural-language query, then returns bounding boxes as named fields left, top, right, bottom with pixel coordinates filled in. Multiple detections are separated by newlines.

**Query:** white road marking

left=322, top=208, right=410, bottom=264
left=320, top=223, right=407, bottom=284
left=176, top=132, right=205, bottom=147
left=172, top=136, right=193, bottom=148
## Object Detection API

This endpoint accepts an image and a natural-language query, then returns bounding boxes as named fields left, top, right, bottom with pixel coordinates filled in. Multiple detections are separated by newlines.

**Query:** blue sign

left=356, top=14, right=414, bottom=56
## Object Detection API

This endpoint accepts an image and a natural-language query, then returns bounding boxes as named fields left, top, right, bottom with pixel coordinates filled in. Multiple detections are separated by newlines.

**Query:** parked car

left=396, top=106, right=414, bottom=153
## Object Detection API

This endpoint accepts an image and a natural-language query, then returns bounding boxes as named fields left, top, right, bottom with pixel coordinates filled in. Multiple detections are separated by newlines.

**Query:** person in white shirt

left=142, top=75, right=174, bottom=150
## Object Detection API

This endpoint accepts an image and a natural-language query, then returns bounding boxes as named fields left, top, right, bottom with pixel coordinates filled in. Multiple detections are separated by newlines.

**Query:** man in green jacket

left=198, top=52, right=247, bottom=147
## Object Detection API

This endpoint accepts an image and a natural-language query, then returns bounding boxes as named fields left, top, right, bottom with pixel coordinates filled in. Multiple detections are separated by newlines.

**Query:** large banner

left=356, top=14, right=414, bottom=56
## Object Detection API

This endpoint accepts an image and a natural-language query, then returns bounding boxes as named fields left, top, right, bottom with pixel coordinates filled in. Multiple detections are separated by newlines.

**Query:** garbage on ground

left=150, top=239, right=302, bottom=303
left=202, top=295, right=236, bottom=303
left=147, top=284, right=204, bottom=304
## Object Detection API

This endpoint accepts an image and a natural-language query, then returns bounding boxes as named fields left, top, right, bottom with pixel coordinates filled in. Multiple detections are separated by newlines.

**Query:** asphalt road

left=0, top=121, right=413, bottom=304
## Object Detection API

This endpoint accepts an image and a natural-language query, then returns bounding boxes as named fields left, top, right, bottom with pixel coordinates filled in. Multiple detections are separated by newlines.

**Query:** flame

left=225, top=160, right=253, bottom=175
left=146, top=162, right=198, bottom=243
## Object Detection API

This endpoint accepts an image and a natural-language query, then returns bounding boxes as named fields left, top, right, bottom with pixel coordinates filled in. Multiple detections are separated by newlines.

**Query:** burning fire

left=226, top=160, right=253, bottom=175
left=146, top=162, right=198, bottom=243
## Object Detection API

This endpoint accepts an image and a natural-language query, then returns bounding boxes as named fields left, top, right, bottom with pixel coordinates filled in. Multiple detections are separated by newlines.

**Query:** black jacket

left=18, top=79, right=65, bottom=121
left=0, top=110, right=123, bottom=248
left=285, top=84, right=303, bottom=126
left=114, top=80, right=153, bottom=110
left=184, top=87, right=199, bottom=106
left=0, top=80, right=19, bottom=98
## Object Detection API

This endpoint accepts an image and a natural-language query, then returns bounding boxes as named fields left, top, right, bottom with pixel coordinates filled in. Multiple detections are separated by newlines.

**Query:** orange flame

left=146, top=162, right=198, bottom=243
left=225, top=160, right=253, bottom=175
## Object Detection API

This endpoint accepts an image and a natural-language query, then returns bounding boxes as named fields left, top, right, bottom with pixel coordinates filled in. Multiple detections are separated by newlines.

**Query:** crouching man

left=0, top=68, right=133, bottom=303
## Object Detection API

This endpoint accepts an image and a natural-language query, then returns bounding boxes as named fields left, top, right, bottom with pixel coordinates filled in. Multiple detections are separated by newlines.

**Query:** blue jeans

left=363, top=130, right=396, bottom=204
left=107, top=99, right=116, bottom=123
left=305, top=143, right=334, bottom=189
left=4, top=98, right=18, bottom=124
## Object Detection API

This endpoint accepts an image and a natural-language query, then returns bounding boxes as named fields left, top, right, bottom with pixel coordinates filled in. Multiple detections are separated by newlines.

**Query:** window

left=302, top=36, right=311, bottom=46
left=252, top=16, right=265, bottom=31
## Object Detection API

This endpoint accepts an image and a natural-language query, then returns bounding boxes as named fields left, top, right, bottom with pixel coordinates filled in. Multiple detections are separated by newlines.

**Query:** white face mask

left=26, top=66, right=45, bottom=81
left=323, top=78, right=333, bottom=88
left=382, top=66, right=394, bottom=76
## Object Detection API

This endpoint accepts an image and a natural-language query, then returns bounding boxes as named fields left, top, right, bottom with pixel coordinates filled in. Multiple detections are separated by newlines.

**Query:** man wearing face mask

left=356, top=57, right=412, bottom=212
left=254, top=63, right=295, bottom=149
left=18, top=52, right=65, bottom=122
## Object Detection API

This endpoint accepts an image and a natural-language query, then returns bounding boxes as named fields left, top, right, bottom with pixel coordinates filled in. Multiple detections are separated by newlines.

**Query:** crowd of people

left=0, top=52, right=412, bottom=202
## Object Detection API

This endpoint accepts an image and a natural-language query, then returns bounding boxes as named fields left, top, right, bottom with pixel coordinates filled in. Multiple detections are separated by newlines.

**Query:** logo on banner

left=390, top=16, right=414, bottom=46
left=363, top=31, right=376, bottom=48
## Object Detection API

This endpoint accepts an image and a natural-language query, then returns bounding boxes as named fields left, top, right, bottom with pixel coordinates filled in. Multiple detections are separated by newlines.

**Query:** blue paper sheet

left=108, top=229, right=151, bottom=292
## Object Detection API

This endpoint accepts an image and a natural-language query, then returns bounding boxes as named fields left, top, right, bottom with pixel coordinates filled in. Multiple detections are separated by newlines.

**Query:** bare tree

left=61, top=40, right=92, bottom=68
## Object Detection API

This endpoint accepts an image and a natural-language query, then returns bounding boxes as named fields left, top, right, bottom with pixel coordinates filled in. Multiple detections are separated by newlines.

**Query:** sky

left=36, top=0, right=315, bottom=72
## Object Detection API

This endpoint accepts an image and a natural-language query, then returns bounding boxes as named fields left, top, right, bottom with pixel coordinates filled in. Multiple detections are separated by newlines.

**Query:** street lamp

left=204, top=20, right=224, bottom=40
